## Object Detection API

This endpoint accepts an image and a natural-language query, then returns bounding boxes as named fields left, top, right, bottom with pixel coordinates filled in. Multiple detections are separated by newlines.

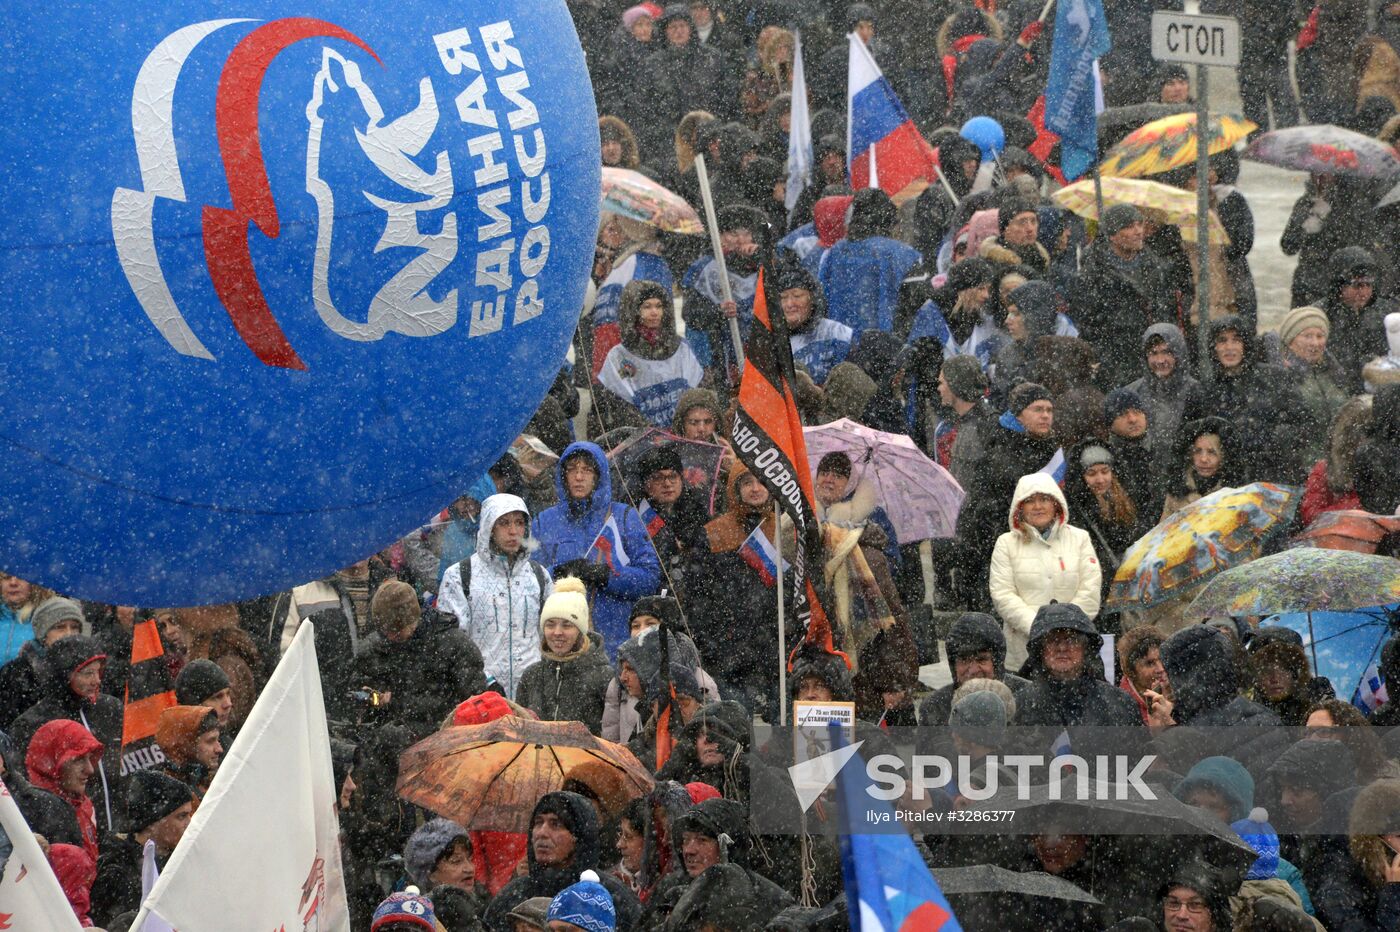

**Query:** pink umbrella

left=803, top=419, right=964, bottom=543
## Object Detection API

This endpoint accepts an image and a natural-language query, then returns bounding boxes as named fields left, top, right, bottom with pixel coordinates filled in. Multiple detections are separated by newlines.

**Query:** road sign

left=1151, top=11, right=1241, bottom=68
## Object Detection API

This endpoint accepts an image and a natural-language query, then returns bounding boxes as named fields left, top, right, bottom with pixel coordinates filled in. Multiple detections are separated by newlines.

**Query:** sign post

left=1152, top=7, right=1240, bottom=376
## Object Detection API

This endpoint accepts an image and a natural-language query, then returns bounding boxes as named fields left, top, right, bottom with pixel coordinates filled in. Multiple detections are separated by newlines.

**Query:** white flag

left=133, top=622, right=349, bottom=931
left=0, top=776, right=84, bottom=932
left=785, top=30, right=813, bottom=214
left=135, top=840, right=174, bottom=932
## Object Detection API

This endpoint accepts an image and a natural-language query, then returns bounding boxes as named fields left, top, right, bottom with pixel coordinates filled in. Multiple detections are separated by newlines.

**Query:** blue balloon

left=0, top=2, right=599, bottom=605
left=959, top=116, right=1006, bottom=160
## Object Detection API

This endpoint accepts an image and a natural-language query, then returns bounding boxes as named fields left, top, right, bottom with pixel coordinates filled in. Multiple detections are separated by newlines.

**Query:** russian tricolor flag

left=847, top=34, right=937, bottom=203
left=739, top=524, right=788, bottom=587
left=1353, top=661, right=1390, bottom=715
left=591, top=513, right=631, bottom=573
left=638, top=499, right=666, bottom=538
left=1039, top=447, right=1068, bottom=486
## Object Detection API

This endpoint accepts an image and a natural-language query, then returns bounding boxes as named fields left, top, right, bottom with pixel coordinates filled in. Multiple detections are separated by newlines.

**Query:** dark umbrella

left=933, top=865, right=1102, bottom=931
left=967, top=775, right=1258, bottom=889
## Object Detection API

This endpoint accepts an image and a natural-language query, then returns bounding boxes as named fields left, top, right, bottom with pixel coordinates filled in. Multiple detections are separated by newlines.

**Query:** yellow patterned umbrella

left=1052, top=177, right=1230, bottom=245
left=1099, top=112, right=1257, bottom=178
left=1107, top=483, right=1299, bottom=609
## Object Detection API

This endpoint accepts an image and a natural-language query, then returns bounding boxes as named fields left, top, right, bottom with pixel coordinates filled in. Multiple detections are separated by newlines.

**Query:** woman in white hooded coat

left=988, top=472, right=1102, bottom=673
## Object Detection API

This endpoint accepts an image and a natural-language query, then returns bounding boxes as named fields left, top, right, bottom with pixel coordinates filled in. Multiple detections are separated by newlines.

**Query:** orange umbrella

left=1292, top=510, right=1400, bottom=555
left=396, top=716, right=654, bottom=832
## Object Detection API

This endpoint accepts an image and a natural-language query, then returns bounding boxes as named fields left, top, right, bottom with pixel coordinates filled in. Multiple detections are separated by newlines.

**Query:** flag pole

left=694, top=153, right=746, bottom=375
left=775, top=500, right=787, bottom=726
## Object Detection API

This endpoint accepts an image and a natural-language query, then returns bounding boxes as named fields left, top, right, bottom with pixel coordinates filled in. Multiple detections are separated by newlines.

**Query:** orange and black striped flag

left=120, top=613, right=177, bottom=775
left=730, top=267, right=844, bottom=664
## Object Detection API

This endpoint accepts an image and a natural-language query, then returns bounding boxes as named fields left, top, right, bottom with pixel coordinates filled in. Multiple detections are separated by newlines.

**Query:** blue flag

left=1045, top=0, right=1111, bottom=181
left=832, top=724, right=963, bottom=931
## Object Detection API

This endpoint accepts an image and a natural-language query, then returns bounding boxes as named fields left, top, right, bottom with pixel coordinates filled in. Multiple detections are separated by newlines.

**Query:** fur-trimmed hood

left=816, top=476, right=879, bottom=529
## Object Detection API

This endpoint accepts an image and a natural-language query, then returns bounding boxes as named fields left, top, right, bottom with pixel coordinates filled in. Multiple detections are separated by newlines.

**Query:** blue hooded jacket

left=531, top=442, right=661, bottom=656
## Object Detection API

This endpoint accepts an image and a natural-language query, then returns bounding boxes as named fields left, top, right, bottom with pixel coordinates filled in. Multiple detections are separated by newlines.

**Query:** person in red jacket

left=25, top=718, right=104, bottom=862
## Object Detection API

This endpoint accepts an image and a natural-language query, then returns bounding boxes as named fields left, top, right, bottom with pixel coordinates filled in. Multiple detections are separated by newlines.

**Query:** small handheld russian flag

left=1352, top=662, right=1389, bottom=715
left=590, top=513, right=631, bottom=573
left=638, top=499, right=666, bottom=538
left=739, top=523, right=789, bottom=587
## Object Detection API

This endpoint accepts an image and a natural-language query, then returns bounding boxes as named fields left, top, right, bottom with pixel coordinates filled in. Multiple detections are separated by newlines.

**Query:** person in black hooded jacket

left=648, top=797, right=795, bottom=929
left=918, top=612, right=1032, bottom=728
left=637, top=6, right=733, bottom=157
left=1320, top=246, right=1394, bottom=393
left=913, top=132, right=981, bottom=260
left=1354, top=383, right=1400, bottom=516
left=8, top=635, right=123, bottom=809
left=1153, top=860, right=1235, bottom=932
left=1012, top=604, right=1143, bottom=728
left=482, top=791, right=642, bottom=932
left=1201, top=315, right=1310, bottom=484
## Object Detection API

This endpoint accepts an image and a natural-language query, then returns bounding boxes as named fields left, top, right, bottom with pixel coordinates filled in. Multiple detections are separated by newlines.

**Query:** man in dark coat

left=0, top=596, right=85, bottom=729
left=8, top=633, right=124, bottom=831
left=90, top=770, right=195, bottom=928
left=954, top=382, right=1059, bottom=609
left=918, top=612, right=1031, bottom=727
left=349, top=580, right=487, bottom=742
left=632, top=444, right=711, bottom=600
left=1202, top=315, right=1310, bottom=484
left=650, top=797, right=795, bottom=928
left=1075, top=204, right=1174, bottom=389
left=1154, top=860, right=1235, bottom=932
left=1123, top=323, right=1208, bottom=477
left=1011, top=604, right=1143, bottom=729
left=637, top=5, right=733, bottom=156
left=483, top=791, right=642, bottom=932
left=1319, top=246, right=1392, bottom=393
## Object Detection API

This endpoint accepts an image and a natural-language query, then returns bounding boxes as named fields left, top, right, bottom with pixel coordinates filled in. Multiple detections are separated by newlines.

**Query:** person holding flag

left=533, top=442, right=661, bottom=657
left=689, top=465, right=798, bottom=720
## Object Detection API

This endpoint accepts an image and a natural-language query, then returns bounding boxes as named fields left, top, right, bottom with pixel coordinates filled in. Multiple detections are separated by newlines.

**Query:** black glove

left=578, top=561, right=611, bottom=588
left=553, top=559, right=586, bottom=580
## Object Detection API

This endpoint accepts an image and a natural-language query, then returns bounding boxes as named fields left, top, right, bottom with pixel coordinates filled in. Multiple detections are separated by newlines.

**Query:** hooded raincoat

left=437, top=494, right=554, bottom=699
left=532, top=442, right=662, bottom=655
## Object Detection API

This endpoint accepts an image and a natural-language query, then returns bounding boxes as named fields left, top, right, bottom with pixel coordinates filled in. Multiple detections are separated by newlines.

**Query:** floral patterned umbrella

left=1108, top=483, right=1298, bottom=609
left=1187, top=549, right=1400, bottom=619
left=1053, top=177, right=1230, bottom=245
left=601, top=166, right=704, bottom=234
left=1243, top=124, right=1400, bottom=179
left=1099, top=111, right=1256, bottom=178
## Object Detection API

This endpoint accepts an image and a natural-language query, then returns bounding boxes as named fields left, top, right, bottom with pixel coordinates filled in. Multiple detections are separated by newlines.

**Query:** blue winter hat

left=371, top=887, right=436, bottom=931
left=1174, top=755, right=1255, bottom=823
left=1231, top=808, right=1280, bottom=880
left=547, top=871, right=616, bottom=932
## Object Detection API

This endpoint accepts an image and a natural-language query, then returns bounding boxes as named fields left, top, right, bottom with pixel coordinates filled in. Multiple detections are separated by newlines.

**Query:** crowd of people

left=5, top=0, right=1400, bottom=930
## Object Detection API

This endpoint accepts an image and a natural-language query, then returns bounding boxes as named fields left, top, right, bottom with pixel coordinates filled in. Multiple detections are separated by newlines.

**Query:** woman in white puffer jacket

left=989, top=472, right=1102, bottom=674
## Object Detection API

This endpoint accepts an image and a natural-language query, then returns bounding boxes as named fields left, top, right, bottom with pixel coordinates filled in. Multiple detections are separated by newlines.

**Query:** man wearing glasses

left=1159, top=866, right=1230, bottom=932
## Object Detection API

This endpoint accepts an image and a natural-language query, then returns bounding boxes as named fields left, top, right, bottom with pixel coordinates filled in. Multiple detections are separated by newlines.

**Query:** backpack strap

left=458, top=558, right=472, bottom=599
left=529, top=560, right=549, bottom=597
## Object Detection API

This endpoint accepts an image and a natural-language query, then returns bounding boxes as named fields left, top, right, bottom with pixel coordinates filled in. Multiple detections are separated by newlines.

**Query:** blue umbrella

left=1261, top=604, right=1397, bottom=701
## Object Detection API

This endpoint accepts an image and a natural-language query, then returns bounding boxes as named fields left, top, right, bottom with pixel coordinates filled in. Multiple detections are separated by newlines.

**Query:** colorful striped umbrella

left=1053, top=177, right=1230, bottom=245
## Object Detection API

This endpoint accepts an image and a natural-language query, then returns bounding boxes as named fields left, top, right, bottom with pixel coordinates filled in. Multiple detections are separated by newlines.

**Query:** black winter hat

left=126, top=769, right=194, bottom=833
left=945, top=612, right=1007, bottom=675
left=940, top=355, right=988, bottom=402
left=790, top=645, right=854, bottom=702
left=1100, top=203, right=1143, bottom=236
left=1103, top=387, right=1147, bottom=423
left=174, top=658, right=230, bottom=706
left=946, top=257, right=994, bottom=294
left=1007, top=281, right=1058, bottom=339
left=1007, top=381, right=1052, bottom=415
left=635, top=445, right=685, bottom=484
left=997, top=199, right=1039, bottom=236
left=846, top=3, right=878, bottom=28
